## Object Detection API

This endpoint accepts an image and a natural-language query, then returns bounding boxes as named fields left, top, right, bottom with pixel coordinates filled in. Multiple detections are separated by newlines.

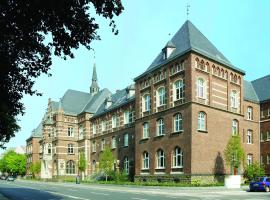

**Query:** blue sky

left=2, top=0, right=270, bottom=153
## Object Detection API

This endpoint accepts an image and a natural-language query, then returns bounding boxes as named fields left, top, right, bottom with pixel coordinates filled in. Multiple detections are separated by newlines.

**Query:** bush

left=243, top=162, right=265, bottom=181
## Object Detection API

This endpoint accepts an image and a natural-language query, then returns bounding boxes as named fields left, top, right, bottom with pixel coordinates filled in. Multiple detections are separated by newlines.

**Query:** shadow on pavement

left=0, top=187, right=64, bottom=200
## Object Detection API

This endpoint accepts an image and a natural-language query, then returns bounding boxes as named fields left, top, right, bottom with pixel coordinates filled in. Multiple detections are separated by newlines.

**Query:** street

left=0, top=180, right=269, bottom=200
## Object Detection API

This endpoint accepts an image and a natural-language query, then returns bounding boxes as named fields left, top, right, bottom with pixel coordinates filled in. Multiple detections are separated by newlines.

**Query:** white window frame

left=247, top=154, right=253, bottom=165
left=79, top=125, right=84, bottom=139
left=111, top=136, right=116, bottom=149
left=124, top=111, right=129, bottom=124
left=267, top=132, right=270, bottom=141
left=173, top=80, right=184, bottom=101
left=68, top=144, right=74, bottom=154
left=101, top=139, right=105, bottom=151
left=124, top=133, right=129, bottom=147
left=197, top=78, right=205, bottom=99
left=157, top=87, right=165, bottom=107
left=101, top=121, right=106, bottom=132
left=143, top=122, right=149, bottom=139
left=156, top=118, right=165, bottom=136
left=112, top=115, right=117, bottom=128
left=247, top=130, right=253, bottom=144
left=156, top=149, right=165, bottom=169
left=124, top=156, right=129, bottom=174
left=174, top=113, right=183, bottom=132
left=198, top=112, right=206, bottom=131
left=172, top=147, right=183, bottom=168
left=231, top=90, right=238, bottom=108
left=143, top=94, right=151, bottom=112
left=232, top=120, right=238, bottom=135
left=142, top=152, right=149, bottom=169
left=92, top=123, right=96, bottom=135
left=247, top=107, right=253, bottom=120
left=68, top=127, right=74, bottom=137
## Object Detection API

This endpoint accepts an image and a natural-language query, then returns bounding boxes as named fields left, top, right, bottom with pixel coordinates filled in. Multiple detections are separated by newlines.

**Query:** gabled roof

left=243, top=80, right=259, bottom=103
left=30, top=122, right=43, bottom=139
left=93, top=85, right=135, bottom=118
left=135, top=20, right=245, bottom=81
left=252, top=75, right=270, bottom=102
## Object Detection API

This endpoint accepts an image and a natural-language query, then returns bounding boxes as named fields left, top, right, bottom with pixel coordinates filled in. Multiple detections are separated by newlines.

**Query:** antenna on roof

left=186, top=2, right=190, bottom=20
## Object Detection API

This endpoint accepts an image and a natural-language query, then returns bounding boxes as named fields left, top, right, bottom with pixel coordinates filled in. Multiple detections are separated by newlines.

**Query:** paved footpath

left=0, top=179, right=269, bottom=200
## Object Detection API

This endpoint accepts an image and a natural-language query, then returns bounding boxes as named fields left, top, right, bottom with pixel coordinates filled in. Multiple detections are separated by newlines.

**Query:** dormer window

left=105, top=96, right=112, bottom=109
left=162, top=40, right=176, bottom=60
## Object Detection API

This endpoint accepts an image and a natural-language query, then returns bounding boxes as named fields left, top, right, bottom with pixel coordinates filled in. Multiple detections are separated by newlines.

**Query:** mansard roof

left=251, top=74, right=270, bottom=103
left=244, top=80, right=259, bottom=103
left=29, top=122, right=43, bottom=139
left=93, top=85, right=135, bottom=118
left=135, top=20, right=245, bottom=81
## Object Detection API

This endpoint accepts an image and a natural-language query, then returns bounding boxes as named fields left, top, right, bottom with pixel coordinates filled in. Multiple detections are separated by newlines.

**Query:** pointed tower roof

left=135, top=20, right=245, bottom=80
left=92, top=63, right=98, bottom=81
left=90, top=63, right=100, bottom=94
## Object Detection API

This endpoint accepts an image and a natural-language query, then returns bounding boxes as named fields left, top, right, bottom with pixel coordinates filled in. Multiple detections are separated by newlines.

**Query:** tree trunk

left=106, top=174, right=108, bottom=182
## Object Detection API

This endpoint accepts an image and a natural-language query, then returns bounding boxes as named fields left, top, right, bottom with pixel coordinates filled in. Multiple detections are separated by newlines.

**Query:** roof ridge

left=244, top=80, right=259, bottom=101
left=251, top=74, right=270, bottom=83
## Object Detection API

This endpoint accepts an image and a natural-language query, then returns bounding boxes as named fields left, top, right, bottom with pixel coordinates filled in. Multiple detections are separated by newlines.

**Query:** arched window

left=247, top=130, right=253, bottom=144
left=195, top=58, right=199, bottom=68
left=48, top=144, right=51, bottom=154
left=124, top=156, right=129, bottom=174
left=232, top=120, right=238, bottom=135
left=197, top=78, right=205, bottom=98
left=174, top=113, right=183, bottom=132
left=221, top=69, right=224, bottom=78
left=172, top=147, right=183, bottom=168
left=247, top=107, right=253, bottom=120
left=198, top=112, right=206, bottom=131
left=217, top=67, right=220, bottom=76
left=231, top=90, right=238, bottom=108
left=173, top=80, right=184, bottom=101
left=143, top=94, right=151, bottom=112
left=92, top=160, right=96, bottom=172
left=156, top=118, right=165, bottom=136
left=66, top=160, right=75, bottom=174
left=157, top=87, right=165, bottom=107
left=142, top=152, right=149, bottom=169
left=142, top=122, right=149, bottom=139
left=67, top=144, right=74, bottom=154
left=156, top=149, right=165, bottom=168
left=212, top=65, right=216, bottom=74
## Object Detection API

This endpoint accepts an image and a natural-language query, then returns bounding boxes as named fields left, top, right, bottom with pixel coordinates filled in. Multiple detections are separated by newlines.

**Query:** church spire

left=90, top=63, right=99, bottom=94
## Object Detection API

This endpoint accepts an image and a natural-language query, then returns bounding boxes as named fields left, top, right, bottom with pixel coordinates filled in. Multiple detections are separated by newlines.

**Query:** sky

left=1, top=0, right=270, bottom=154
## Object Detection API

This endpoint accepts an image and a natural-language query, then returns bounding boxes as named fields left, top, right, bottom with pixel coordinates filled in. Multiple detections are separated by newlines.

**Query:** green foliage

left=99, top=146, right=115, bottom=181
left=244, top=162, right=265, bottom=181
left=78, top=152, right=86, bottom=173
left=0, top=150, right=26, bottom=175
left=113, top=171, right=128, bottom=183
left=224, top=135, right=245, bottom=169
left=29, top=161, right=41, bottom=178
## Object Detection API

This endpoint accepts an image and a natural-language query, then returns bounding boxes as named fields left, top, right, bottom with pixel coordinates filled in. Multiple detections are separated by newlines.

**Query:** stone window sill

left=155, top=134, right=165, bottom=138
left=171, top=130, right=183, bottom=135
left=197, top=129, right=208, bottom=133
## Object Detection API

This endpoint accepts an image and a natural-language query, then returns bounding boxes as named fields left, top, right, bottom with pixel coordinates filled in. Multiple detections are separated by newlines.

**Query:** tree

left=29, top=161, right=41, bottom=178
left=78, top=151, right=86, bottom=180
left=0, top=0, right=124, bottom=148
left=244, top=162, right=265, bottom=181
left=224, top=135, right=245, bottom=175
left=99, top=146, right=115, bottom=181
left=0, top=150, right=26, bottom=175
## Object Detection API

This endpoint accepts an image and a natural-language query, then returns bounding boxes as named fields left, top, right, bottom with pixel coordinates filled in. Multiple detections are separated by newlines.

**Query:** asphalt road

left=0, top=179, right=269, bottom=200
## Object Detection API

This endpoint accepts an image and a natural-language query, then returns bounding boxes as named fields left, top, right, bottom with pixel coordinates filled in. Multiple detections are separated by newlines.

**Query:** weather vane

left=187, top=3, right=190, bottom=19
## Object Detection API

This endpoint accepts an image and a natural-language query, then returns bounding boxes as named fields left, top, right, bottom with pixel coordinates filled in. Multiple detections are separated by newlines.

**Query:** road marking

left=132, top=198, right=148, bottom=200
left=90, top=191, right=109, bottom=195
left=49, top=191, right=91, bottom=200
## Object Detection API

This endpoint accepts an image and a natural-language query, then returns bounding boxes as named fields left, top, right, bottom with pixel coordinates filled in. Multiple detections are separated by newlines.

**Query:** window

left=247, top=154, right=253, bottom=165
left=157, top=87, right=165, bottom=107
left=156, top=149, right=165, bottom=169
left=79, top=125, right=84, bottom=139
left=197, top=78, right=205, bottom=98
left=143, top=94, right=151, bottom=112
left=124, top=111, right=134, bottom=124
left=124, top=133, right=129, bottom=147
left=68, top=144, right=74, bottom=154
left=231, top=90, right=238, bottom=108
left=112, top=115, right=117, bottom=128
left=261, top=109, right=264, bottom=118
left=174, top=113, right=183, bottom=132
left=247, top=130, right=253, bottom=144
left=48, top=144, right=51, bottom=154
left=156, top=118, right=165, bottom=136
left=111, top=136, right=116, bottom=149
left=247, top=107, right=253, bottom=120
left=92, top=141, right=96, bottom=152
left=101, top=139, right=105, bottom=150
left=267, top=155, right=270, bottom=165
left=124, top=156, right=129, bottom=174
left=101, top=121, right=106, bottom=132
left=92, top=160, right=96, bottom=172
left=68, top=127, right=74, bottom=137
left=172, top=147, right=183, bottom=168
left=198, top=112, right=206, bottom=131
left=66, top=160, right=75, bottom=174
left=142, top=122, right=149, bottom=138
left=92, top=123, right=96, bottom=135
left=268, top=108, right=270, bottom=116
left=124, top=111, right=129, bottom=124
left=174, top=80, right=184, bottom=101
left=267, top=132, right=270, bottom=141
left=232, top=120, right=238, bottom=135
left=142, top=152, right=149, bottom=169
left=261, top=132, right=264, bottom=142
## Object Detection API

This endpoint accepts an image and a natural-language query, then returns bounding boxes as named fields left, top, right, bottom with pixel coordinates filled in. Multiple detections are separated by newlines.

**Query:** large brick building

left=26, top=20, right=269, bottom=182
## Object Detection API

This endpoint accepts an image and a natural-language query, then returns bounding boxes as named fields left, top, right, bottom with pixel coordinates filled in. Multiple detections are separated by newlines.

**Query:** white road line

left=90, top=191, right=109, bottom=196
left=132, top=198, right=148, bottom=200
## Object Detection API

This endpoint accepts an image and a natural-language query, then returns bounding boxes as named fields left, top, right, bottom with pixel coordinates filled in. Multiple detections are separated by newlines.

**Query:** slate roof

left=243, top=80, right=259, bottom=103
left=93, top=85, right=135, bottom=118
left=135, top=20, right=245, bottom=80
left=251, top=75, right=270, bottom=102
left=30, top=122, right=43, bottom=138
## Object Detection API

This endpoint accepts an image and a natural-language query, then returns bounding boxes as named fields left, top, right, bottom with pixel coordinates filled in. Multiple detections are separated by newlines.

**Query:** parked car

left=6, top=176, right=15, bottom=181
left=0, top=176, right=7, bottom=180
left=249, top=177, right=270, bottom=192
